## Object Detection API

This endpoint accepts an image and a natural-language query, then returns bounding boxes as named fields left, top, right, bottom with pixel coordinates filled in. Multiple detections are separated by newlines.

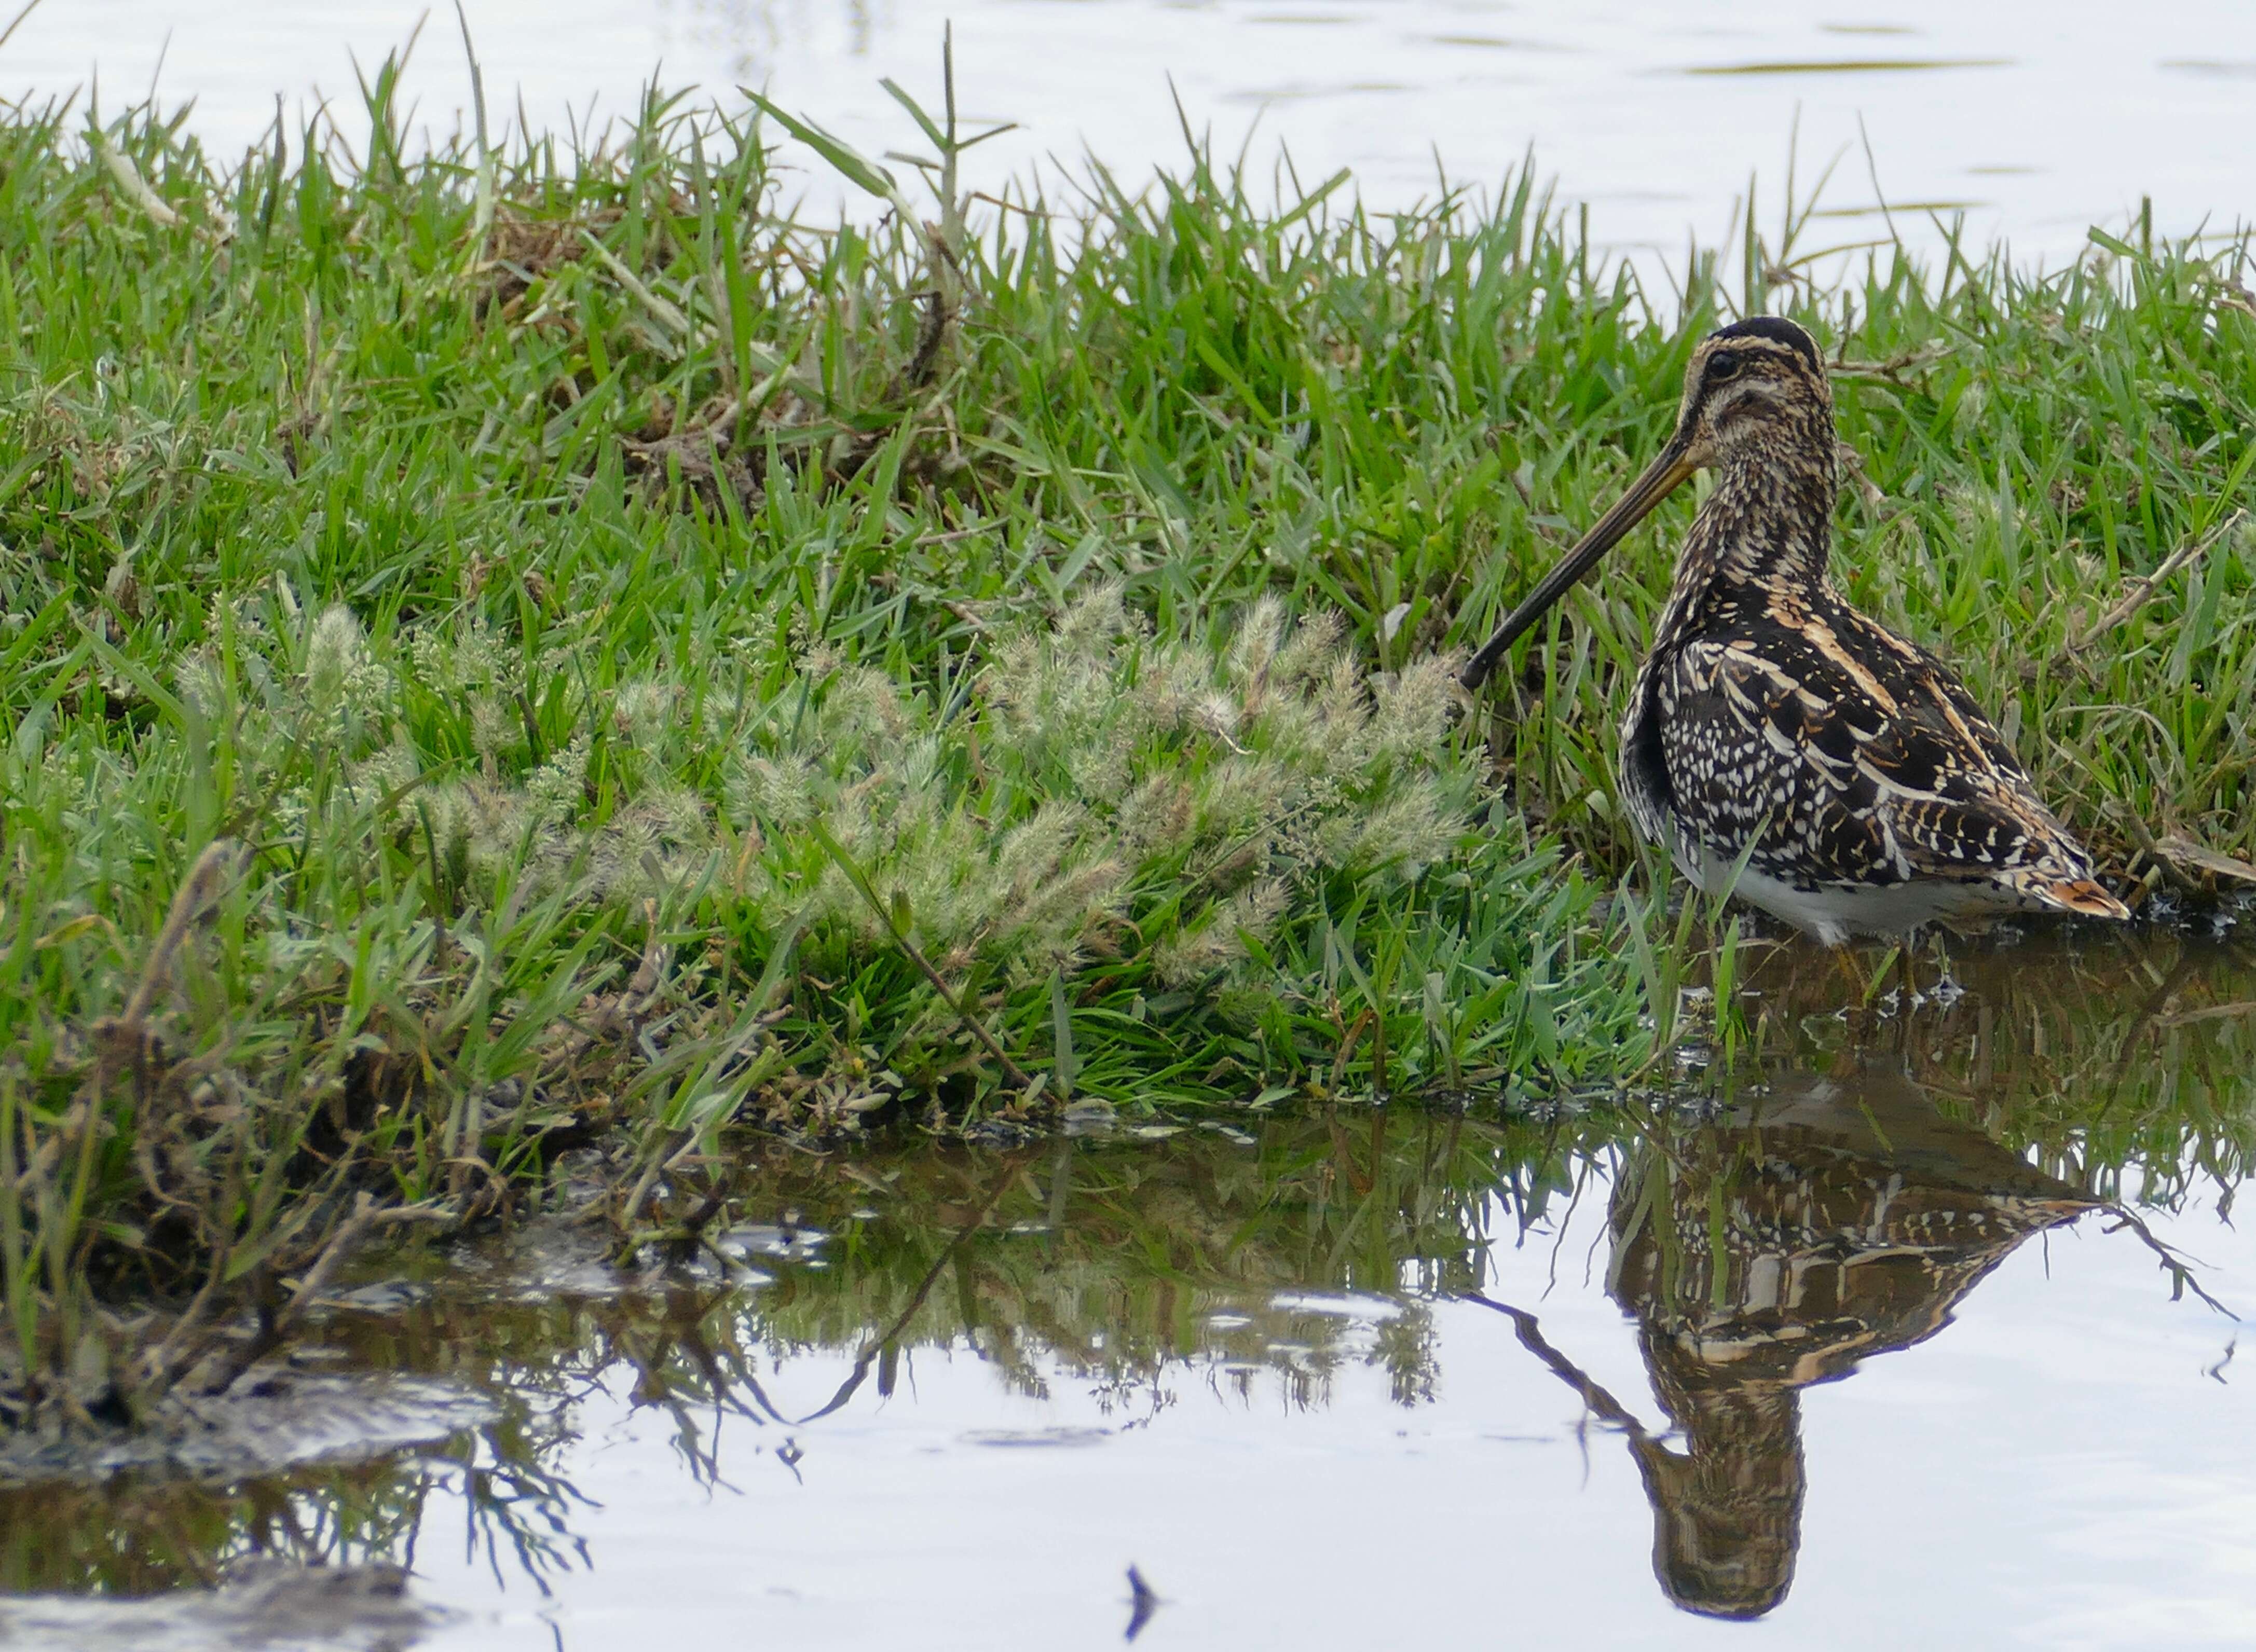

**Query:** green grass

left=0, top=47, right=2251, bottom=1423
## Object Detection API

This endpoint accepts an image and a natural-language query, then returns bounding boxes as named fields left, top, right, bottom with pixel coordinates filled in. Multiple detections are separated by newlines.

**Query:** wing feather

left=1658, top=603, right=2095, bottom=892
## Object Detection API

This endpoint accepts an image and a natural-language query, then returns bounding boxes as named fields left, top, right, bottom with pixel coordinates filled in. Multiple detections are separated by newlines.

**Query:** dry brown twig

left=1826, top=342, right=1949, bottom=385
left=2065, top=508, right=2247, bottom=659
left=2150, top=832, right=2256, bottom=892
left=129, top=845, right=238, bottom=1009
left=1835, top=440, right=1888, bottom=510
left=2103, top=1201, right=2239, bottom=1320
left=45, top=841, right=249, bottom=1249
left=177, top=1195, right=456, bottom=1398
left=809, top=822, right=1034, bottom=1092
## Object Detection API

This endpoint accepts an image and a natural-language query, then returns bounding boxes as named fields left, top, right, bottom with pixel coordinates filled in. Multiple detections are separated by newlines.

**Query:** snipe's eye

left=1706, top=351, right=1745, bottom=382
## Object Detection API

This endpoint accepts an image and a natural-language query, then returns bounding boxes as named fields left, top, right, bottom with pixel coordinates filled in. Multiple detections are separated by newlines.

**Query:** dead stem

left=2102, top=1202, right=2240, bottom=1320
left=176, top=1195, right=455, bottom=1398
left=811, top=822, right=1034, bottom=1092
left=2064, top=509, right=2247, bottom=660
left=1458, top=1291, right=1656, bottom=1437
left=106, top=839, right=242, bottom=1052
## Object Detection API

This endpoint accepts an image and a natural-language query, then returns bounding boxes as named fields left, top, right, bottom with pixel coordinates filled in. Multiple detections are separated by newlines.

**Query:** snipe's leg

left=1891, top=933, right=1919, bottom=1057
left=1924, top=926, right=1961, bottom=1009
left=1830, top=944, right=1869, bottom=1006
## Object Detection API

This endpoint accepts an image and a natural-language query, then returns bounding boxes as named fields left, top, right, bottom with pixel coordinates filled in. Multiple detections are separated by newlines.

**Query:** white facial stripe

left=1706, top=376, right=1787, bottom=421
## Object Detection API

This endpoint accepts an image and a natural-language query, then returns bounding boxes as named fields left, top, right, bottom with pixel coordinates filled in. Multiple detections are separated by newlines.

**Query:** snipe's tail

left=2020, top=876, right=2132, bottom=922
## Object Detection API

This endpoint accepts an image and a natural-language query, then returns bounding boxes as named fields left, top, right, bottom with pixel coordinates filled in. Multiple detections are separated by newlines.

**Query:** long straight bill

left=1458, top=436, right=1699, bottom=691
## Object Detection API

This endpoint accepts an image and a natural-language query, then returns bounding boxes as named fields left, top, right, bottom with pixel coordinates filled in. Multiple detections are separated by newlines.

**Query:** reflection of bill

left=1477, top=1063, right=2098, bottom=1621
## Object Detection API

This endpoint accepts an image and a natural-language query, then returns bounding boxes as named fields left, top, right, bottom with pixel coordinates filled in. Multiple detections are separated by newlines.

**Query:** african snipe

left=1460, top=316, right=2130, bottom=945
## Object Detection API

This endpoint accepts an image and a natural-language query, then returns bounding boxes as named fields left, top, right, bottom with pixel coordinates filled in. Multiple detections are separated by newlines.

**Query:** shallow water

left=5, top=925, right=2254, bottom=1648
left=7, top=1, right=2255, bottom=268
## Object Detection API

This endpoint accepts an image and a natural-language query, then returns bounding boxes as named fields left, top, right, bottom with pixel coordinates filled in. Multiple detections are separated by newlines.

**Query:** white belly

left=1674, top=841, right=2024, bottom=946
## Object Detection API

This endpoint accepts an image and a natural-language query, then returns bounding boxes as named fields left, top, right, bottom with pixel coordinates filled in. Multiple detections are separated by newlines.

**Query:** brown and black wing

left=1823, top=609, right=2116, bottom=895
left=1656, top=608, right=2110, bottom=902
left=1655, top=632, right=1896, bottom=890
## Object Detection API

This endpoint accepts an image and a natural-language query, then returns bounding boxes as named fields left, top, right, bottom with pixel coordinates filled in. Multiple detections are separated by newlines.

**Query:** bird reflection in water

left=1476, top=1063, right=2098, bottom=1620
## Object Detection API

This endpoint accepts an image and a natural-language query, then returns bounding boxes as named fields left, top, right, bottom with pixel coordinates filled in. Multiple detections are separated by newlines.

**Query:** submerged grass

left=0, top=43, right=2251, bottom=1423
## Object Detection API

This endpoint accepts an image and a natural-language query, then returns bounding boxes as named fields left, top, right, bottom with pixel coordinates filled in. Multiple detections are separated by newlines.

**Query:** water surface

left=6, top=924, right=2253, bottom=1648
left=6, top=2, right=2254, bottom=269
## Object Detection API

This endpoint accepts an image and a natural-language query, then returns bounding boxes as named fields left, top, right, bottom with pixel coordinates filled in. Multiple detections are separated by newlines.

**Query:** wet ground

left=3, top=920, right=2252, bottom=1648
left=9, top=1, right=2256, bottom=268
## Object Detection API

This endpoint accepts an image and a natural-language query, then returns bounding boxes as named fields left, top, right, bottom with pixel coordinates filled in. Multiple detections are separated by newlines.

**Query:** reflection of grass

left=2, top=1108, right=1610, bottom=1589
left=16, top=994, right=2256, bottom=1594
left=1731, top=931, right=2256, bottom=1209
left=0, top=1447, right=586, bottom=1598
left=715, top=1118, right=1578, bottom=1393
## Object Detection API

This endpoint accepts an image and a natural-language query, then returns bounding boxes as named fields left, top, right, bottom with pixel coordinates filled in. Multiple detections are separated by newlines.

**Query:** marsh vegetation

left=0, top=45, right=2251, bottom=1446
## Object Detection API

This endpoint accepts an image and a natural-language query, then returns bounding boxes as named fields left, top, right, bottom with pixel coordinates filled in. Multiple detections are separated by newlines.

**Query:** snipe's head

left=1671, top=316, right=1834, bottom=472
left=1461, top=315, right=1834, bottom=690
